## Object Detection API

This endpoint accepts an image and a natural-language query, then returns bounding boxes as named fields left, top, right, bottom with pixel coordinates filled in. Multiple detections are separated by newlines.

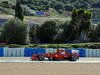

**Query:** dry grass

left=0, top=62, right=99, bottom=75
left=0, top=15, right=68, bottom=24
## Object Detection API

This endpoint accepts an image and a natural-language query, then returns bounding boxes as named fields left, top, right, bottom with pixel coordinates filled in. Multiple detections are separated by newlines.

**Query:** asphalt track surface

left=0, top=57, right=100, bottom=75
left=0, top=57, right=100, bottom=63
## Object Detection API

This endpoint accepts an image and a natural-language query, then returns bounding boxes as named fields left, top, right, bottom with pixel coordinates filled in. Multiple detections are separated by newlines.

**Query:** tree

left=74, top=1, right=90, bottom=9
left=54, top=2, right=64, bottom=13
left=54, top=21, right=70, bottom=43
left=91, top=1, right=100, bottom=8
left=15, top=1, right=24, bottom=21
left=63, top=21, right=74, bottom=42
left=64, top=8, right=92, bottom=42
left=37, top=21, right=57, bottom=43
left=29, top=24, right=39, bottom=43
left=0, top=18, right=29, bottom=44
left=68, top=9, right=80, bottom=42
left=91, top=23, right=100, bottom=42
left=64, top=4, right=74, bottom=11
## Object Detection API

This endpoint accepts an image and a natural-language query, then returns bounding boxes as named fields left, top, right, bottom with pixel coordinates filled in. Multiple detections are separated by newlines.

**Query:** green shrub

left=37, top=20, right=57, bottom=43
left=91, top=23, right=100, bottom=41
left=0, top=18, right=30, bottom=44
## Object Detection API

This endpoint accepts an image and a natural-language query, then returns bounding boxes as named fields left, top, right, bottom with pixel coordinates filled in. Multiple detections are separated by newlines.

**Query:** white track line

left=0, top=60, right=100, bottom=63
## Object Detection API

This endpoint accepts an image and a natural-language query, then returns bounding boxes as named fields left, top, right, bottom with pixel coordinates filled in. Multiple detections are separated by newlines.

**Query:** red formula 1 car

left=31, top=50, right=79, bottom=61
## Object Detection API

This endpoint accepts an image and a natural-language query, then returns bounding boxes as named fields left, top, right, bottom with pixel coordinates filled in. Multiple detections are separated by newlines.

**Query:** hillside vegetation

left=0, top=0, right=100, bottom=18
left=0, top=0, right=100, bottom=48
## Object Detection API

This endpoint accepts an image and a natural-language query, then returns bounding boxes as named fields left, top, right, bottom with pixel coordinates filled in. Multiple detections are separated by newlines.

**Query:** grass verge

left=0, top=43, right=100, bottom=49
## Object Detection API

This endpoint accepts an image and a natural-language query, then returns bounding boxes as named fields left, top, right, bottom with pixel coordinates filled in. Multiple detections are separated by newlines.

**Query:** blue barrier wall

left=85, top=49, right=100, bottom=57
left=4, top=48, right=24, bottom=57
left=65, top=48, right=86, bottom=57
left=24, top=48, right=36, bottom=56
left=0, top=48, right=100, bottom=57
left=36, top=48, right=45, bottom=54
left=0, top=48, right=3, bottom=56
left=24, top=48, right=45, bottom=57
left=74, top=48, right=86, bottom=57
left=65, top=49, right=72, bottom=53
left=46, top=48, right=57, bottom=53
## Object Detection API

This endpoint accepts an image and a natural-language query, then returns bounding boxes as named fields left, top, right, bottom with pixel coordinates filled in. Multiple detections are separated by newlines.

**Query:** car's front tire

left=69, top=55, right=78, bottom=61
left=37, top=55, right=45, bottom=61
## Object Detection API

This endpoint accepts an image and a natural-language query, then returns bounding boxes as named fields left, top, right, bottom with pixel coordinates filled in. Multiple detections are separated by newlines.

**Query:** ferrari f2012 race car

left=31, top=49, right=79, bottom=61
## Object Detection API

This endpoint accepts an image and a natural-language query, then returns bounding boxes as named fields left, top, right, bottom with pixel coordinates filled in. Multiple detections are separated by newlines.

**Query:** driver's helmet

left=72, top=50, right=78, bottom=54
left=61, top=51, right=65, bottom=55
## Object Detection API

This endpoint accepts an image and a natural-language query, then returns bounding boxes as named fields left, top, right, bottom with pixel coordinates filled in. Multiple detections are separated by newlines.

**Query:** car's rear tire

left=38, top=55, right=45, bottom=61
left=69, top=55, right=77, bottom=61
left=48, top=57, right=53, bottom=61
